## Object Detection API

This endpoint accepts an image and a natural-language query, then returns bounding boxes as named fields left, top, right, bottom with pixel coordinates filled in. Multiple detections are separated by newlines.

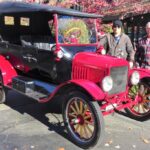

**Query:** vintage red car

left=0, top=1, right=149, bottom=149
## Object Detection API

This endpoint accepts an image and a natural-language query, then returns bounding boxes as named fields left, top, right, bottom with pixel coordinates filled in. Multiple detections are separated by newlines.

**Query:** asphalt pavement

left=0, top=90, right=150, bottom=150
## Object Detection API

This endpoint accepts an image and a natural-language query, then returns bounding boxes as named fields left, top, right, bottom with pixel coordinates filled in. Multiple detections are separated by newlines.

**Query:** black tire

left=125, top=81, right=150, bottom=121
left=0, top=87, right=6, bottom=104
left=0, top=75, right=7, bottom=104
left=62, top=91, right=105, bottom=149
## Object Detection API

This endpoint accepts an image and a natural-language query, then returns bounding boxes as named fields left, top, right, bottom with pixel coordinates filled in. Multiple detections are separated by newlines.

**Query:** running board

left=11, top=76, right=57, bottom=101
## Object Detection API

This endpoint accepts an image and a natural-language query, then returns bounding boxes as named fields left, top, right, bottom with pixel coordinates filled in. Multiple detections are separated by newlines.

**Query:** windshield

left=58, top=15, right=97, bottom=44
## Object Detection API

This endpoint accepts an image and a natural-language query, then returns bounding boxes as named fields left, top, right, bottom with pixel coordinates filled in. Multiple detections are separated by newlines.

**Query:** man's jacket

left=98, top=33, right=135, bottom=61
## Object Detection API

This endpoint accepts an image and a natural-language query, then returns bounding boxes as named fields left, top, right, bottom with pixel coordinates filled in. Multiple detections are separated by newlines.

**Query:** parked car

left=0, top=1, right=149, bottom=149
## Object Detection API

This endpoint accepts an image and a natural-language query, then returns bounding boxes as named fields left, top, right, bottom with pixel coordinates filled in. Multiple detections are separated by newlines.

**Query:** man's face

left=146, top=24, right=150, bottom=38
left=112, top=25, right=122, bottom=35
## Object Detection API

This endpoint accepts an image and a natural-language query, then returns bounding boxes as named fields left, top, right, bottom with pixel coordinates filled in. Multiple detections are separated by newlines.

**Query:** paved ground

left=0, top=90, right=150, bottom=150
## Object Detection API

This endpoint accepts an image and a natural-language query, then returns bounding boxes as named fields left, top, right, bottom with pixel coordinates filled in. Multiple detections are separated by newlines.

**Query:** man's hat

left=113, top=20, right=123, bottom=27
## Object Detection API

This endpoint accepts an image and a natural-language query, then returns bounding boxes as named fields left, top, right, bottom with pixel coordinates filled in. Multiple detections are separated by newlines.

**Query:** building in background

left=101, top=0, right=150, bottom=45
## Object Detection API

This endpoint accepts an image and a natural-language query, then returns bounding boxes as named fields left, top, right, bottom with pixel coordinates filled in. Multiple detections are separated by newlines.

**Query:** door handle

left=23, top=56, right=28, bottom=59
left=23, top=55, right=37, bottom=62
left=29, top=57, right=37, bottom=62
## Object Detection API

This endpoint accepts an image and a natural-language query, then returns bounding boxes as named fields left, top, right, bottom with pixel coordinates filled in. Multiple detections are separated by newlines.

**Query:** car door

left=36, top=47, right=57, bottom=80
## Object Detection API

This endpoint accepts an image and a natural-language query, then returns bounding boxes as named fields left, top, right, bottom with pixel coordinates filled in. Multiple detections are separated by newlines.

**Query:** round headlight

left=102, top=76, right=113, bottom=92
left=131, top=71, right=140, bottom=85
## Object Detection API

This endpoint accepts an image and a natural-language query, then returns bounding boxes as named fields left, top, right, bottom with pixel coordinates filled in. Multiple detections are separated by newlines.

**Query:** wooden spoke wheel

left=125, top=81, right=150, bottom=120
left=62, top=91, right=104, bottom=149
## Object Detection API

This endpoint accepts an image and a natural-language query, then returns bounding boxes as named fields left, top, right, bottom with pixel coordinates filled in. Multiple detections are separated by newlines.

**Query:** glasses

left=113, top=26, right=121, bottom=28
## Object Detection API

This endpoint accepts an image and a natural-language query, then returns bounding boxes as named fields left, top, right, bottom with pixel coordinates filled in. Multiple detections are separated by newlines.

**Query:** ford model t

left=0, top=2, right=150, bottom=149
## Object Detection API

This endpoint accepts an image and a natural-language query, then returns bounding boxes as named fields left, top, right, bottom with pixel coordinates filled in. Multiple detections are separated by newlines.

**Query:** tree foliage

left=75, top=0, right=149, bottom=16
left=26, top=0, right=150, bottom=16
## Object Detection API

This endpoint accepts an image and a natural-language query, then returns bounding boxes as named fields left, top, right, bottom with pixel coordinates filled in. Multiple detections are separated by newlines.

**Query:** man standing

left=135, top=22, right=150, bottom=69
left=98, top=20, right=135, bottom=66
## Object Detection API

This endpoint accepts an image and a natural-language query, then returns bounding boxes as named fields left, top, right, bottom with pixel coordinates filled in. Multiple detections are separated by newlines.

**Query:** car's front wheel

left=62, top=91, right=104, bottom=149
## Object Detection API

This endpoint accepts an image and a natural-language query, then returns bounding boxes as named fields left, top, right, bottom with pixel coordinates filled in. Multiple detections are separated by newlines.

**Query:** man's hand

left=129, top=61, right=134, bottom=69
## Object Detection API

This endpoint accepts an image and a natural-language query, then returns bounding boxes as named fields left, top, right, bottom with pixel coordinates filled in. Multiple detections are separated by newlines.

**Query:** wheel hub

left=77, top=115, right=84, bottom=125
left=138, top=94, right=143, bottom=103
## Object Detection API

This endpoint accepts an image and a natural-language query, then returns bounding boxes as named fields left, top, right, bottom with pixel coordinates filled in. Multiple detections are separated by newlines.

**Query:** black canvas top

left=0, top=1, right=103, bottom=18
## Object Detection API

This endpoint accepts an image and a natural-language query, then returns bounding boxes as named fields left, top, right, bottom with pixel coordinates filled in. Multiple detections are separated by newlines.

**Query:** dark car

left=0, top=1, right=100, bottom=84
left=0, top=1, right=149, bottom=149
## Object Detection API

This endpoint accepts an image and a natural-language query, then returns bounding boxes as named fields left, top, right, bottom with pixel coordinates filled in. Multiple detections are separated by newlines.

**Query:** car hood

left=73, top=52, right=129, bottom=69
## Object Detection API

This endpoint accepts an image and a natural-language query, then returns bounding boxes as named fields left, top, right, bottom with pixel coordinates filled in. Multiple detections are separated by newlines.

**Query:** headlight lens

left=102, top=76, right=113, bottom=92
left=131, top=71, right=140, bottom=85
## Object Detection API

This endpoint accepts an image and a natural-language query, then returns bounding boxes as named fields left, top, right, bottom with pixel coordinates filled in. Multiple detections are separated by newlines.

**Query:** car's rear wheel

left=62, top=91, right=104, bottom=149
left=125, top=81, right=150, bottom=120
left=0, top=75, right=6, bottom=104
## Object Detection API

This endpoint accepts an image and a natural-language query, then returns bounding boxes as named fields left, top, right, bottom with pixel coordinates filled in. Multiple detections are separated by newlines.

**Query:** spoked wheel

left=125, top=81, right=150, bottom=120
left=62, top=91, right=104, bottom=149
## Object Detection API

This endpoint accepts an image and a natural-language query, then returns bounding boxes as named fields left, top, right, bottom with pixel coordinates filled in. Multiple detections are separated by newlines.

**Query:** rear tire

left=62, top=91, right=105, bottom=149
left=125, top=81, right=150, bottom=120
left=0, top=87, right=6, bottom=104
left=0, top=75, right=7, bottom=104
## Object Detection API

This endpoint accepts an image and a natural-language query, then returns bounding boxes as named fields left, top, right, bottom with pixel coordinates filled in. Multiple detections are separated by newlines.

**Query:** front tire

left=125, top=81, right=150, bottom=120
left=62, top=91, right=104, bottom=149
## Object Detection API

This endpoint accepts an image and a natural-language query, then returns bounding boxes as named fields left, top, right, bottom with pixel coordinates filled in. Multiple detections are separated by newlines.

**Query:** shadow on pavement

left=115, top=109, right=150, bottom=122
left=5, top=90, right=77, bottom=147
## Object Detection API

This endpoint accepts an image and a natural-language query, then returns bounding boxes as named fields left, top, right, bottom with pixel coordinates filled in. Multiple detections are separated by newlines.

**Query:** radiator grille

left=109, top=66, right=128, bottom=95
left=72, top=66, right=89, bottom=79
left=72, top=65, right=102, bottom=82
